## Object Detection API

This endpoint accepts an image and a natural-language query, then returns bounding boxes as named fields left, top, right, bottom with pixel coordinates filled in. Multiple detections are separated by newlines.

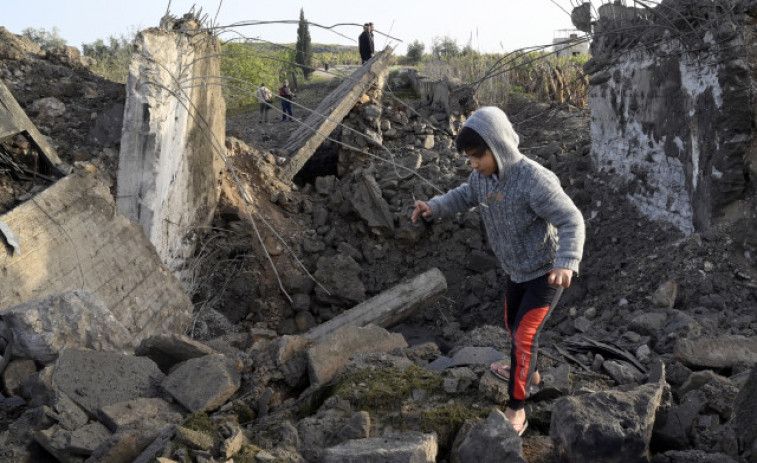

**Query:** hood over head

left=462, top=106, right=524, bottom=181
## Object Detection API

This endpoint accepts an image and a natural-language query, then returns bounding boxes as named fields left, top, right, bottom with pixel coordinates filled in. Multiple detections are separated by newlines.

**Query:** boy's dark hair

left=455, top=127, right=489, bottom=157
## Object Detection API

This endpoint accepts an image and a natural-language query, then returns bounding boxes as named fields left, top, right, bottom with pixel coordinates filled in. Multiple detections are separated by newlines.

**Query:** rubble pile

left=1, top=14, right=756, bottom=463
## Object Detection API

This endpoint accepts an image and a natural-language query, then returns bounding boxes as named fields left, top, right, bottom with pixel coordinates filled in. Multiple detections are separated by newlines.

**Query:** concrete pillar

left=117, top=28, right=225, bottom=276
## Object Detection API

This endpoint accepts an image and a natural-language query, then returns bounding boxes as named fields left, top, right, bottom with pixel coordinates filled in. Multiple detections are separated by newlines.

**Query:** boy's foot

left=513, top=419, right=528, bottom=436
left=490, top=363, right=542, bottom=386
left=504, top=407, right=528, bottom=437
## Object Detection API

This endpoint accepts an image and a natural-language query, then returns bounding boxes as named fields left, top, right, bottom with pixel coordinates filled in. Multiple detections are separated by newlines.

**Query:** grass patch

left=421, top=402, right=489, bottom=455
left=182, top=412, right=222, bottom=441
left=305, top=364, right=445, bottom=416
left=332, top=364, right=445, bottom=410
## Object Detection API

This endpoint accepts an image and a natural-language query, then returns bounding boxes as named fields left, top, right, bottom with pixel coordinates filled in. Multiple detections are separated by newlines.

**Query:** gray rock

left=427, top=346, right=503, bottom=372
left=532, top=363, right=571, bottom=401
left=162, top=355, right=241, bottom=413
left=221, top=425, right=245, bottom=458
left=349, top=173, right=394, bottom=235
left=2, top=359, right=36, bottom=396
left=651, top=280, right=678, bottom=309
left=307, top=324, right=407, bottom=386
left=86, top=424, right=169, bottom=463
left=322, top=431, right=437, bottom=463
left=131, top=426, right=175, bottom=463
left=653, top=389, right=706, bottom=450
left=478, top=369, right=508, bottom=404
left=732, top=366, right=757, bottom=452
left=451, top=408, right=526, bottom=463
left=34, top=422, right=111, bottom=462
left=50, top=393, right=89, bottom=431
left=551, top=382, right=666, bottom=463
left=52, top=350, right=164, bottom=415
left=603, top=359, right=645, bottom=385
left=98, top=398, right=185, bottom=432
left=174, top=425, right=214, bottom=451
left=0, top=291, right=133, bottom=364
left=338, top=411, right=370, bottom=440
left=675, top=335, right=757, bottom=369
left=135, top=333, right=218, bottom=373
left=652, top=450, right=739, bottom=463
left=313, top=253, right=366, bottom=306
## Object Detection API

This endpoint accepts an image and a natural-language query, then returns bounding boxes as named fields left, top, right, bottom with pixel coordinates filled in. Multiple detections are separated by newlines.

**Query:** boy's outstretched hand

left=411, top=201, right=433, bottom=223
left=549, top=268, right=573, bottom=288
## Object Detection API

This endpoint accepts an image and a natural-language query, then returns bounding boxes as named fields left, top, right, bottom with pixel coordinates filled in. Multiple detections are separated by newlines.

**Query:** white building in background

left=552, top=29, right=590, bottom=58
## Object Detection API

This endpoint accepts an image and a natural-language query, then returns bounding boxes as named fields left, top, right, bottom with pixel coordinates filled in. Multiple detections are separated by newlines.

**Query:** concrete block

left=0, top=173, right=192, bottom=342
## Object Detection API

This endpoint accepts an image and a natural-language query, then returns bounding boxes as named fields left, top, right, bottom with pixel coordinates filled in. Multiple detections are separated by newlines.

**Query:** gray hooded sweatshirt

left=427, top=106, right=585, bottom=282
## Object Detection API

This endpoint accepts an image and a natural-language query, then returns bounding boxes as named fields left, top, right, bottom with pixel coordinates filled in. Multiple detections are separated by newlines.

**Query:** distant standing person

left=359, top=22, right=375, bottom=64
left=256, top=83, right=273, bottom=123
left=279, top=80, right=295, bottom=122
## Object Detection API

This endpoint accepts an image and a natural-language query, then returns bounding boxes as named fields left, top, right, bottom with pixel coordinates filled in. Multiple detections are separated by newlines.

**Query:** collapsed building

left=0, top=1, right=756, bottom=462
left=582, top=0, right=757, bottom=242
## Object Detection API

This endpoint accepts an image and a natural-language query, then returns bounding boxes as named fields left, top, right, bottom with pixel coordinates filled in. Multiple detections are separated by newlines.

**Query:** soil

left=1, top=33, right=756, bottom=461
left=3, top=44, right=754, bottom=351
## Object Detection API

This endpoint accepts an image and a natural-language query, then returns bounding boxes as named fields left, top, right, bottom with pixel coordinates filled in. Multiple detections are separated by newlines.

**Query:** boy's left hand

left=548, top=268, right=573, bottom=288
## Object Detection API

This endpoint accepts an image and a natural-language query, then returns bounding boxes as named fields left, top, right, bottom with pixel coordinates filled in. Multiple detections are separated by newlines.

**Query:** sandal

left=490, top=363, right=512, bottom=382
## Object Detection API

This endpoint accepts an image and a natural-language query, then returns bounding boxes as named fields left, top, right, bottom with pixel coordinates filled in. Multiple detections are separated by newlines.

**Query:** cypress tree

left=296, top=8, right=313, bottom=80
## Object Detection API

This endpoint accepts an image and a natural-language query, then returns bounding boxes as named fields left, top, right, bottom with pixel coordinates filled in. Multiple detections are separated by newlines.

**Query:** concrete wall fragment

left=0, top=173, right=192, bottom=342
left=585, top=1, right=755, bottom=234
left=116, top=28, right=225, bottom=275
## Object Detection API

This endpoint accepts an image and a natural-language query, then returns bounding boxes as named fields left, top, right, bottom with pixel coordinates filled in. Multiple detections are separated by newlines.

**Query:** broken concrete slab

left=98, top=398, right=185, bottom=433
left=305, top=267, right=447, bottom=341
left=86, top=423, right=169, bottom=463
left=51, top=349, right=165, bottom=416
left=0, top=78, right=70, bottom=177
left=0, top=173, right=193, bottom=343
left=426, top=346, right=503, bottom=372
left=550, top=381, right=666, bottom=463
left=451, top=408, right=526, bottom=463
left=117, top=28, right=225, bottom=276
left=321, top=431, right=437, bottom=463
left=278, top=47, right=394, bottom=183
left=34, top=422, right=112, bottom=462
left=135, top=333, right=219, bottom=374
left=0, top=290, right=133, bottom=364
left=161, top=355, right=241, bottom=413
left=674, top=335, right=757, bottom=369
left=306, top=324, right=408, bottom=386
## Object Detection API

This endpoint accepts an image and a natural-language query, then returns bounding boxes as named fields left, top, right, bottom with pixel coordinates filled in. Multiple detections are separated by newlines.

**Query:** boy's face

left=466, top=148, right=498, bottom=177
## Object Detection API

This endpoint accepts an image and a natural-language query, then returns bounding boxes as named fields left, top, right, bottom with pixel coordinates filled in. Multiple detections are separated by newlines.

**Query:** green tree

left=295, top=8, right=313, bottom=80
left=221, top=41, right=288, bottom=108
left=406, top=40, right=424, bottom=65
left=81, top=33, right=135, bottom=83
left=21, top=27, right=66, bottom=49
left=431, top=36, right=460, bottom=58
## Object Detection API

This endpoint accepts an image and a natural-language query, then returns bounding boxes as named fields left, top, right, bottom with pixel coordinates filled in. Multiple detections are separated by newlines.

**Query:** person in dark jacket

left=358, top=22, right=374, bottom=64
left=279, top=80, right=295, bottom=122
left=412, top=107, right=585, bottom=437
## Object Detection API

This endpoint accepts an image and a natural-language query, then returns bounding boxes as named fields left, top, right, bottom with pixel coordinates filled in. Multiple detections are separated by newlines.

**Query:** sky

left=2, top=0, right=590, bottom=55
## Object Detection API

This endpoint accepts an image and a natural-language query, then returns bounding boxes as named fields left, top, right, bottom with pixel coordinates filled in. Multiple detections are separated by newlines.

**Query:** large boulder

left=551, top=381, right=667, bottom=463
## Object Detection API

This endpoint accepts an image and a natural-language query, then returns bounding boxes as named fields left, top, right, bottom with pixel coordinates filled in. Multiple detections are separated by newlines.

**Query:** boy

left=411, top=106, right=585, bottom=435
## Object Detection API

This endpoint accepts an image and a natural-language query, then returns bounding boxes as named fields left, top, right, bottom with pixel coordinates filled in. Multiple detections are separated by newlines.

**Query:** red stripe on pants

left=511, top=305, right=550, bottom=401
